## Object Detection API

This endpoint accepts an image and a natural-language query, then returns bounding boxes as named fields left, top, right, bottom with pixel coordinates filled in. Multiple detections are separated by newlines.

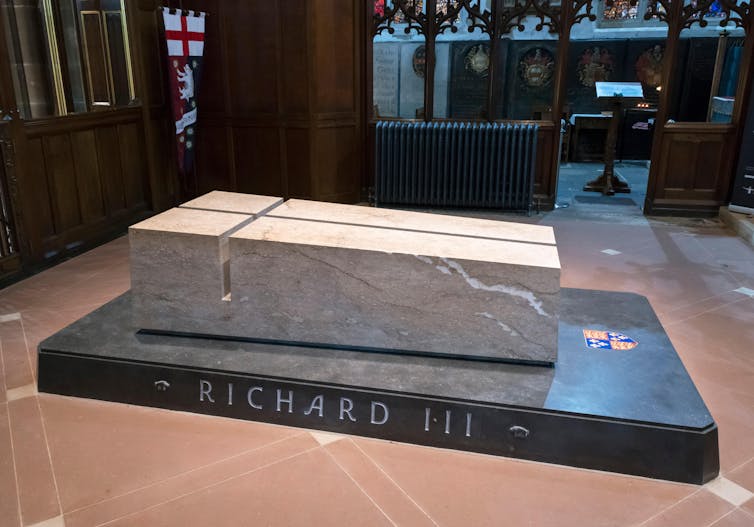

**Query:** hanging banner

left=730, top=76, right=754, bottom=214
left=161, top=8, right=206, bottom=176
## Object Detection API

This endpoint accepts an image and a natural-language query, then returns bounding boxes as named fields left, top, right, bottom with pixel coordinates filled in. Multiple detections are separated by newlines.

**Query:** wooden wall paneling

left=651, top=124, right=735, bottom=213
left=226, top=2, right=279, bottom=117
left=644, top=0, right=692, bottom=214
left=126, top=0, right=177, bottom=211
left=279, top=2, right=310, bottom=116
left=95, top=125, right=127, bottom=214
left=42, top=134, right=81, bottom=233
left=285, top=125, right=311, bottom=198
left=17, top=137, right=55, bottom=254
left=133, top=1, right=164, bottom=106
left=194, top=123, right=233, bottom=194
left=70, top=129, right=106, bottom=223
left=117, top=121, right=147, bottom=208
left=233, top=125, right=283, bottom=196
left=313, top=123, right=359, bottom=203
left=534, top=122, right=557, bottom=204
left=359, top=0, right=370, bottom=199
left=312, top=0, right=355, bottom=115
left=308, top=0, right=361, bottom=203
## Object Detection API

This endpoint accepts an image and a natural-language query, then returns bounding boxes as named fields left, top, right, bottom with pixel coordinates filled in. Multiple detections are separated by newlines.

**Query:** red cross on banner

left=165, top=16, right=204, bottom=56
left=163, top=8, right=205, bottom=57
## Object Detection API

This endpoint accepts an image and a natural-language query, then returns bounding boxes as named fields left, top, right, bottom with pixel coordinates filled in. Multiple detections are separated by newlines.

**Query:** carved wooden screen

left=371, top=0, right=571, bottom=122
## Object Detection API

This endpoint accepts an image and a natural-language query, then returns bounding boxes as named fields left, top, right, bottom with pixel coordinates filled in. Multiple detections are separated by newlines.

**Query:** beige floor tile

left=0, top=215, right=751, bottom=526
left=0, top=403, right=21, bottom=527
left=103, top=448, right=394, bottom=527
left=353, top=438, right=695, bottom=527
left=325, top=439, right=437, bottom=527
left=639, top=489, right=733, bottom=527
left=742, top=497, right=754, bottom=518
left=8, top=397, right=61, bottom=526
left=706, top=477, right=754, bottom=507
left=39, top=394, right=302, bottom=513
left=709, top=508, right=754, bottom=527
left=0, top=318, right=35, bottom=390
left=728, top=459, right=754, bottom=494
left=64, top=432, right=318, bottom=527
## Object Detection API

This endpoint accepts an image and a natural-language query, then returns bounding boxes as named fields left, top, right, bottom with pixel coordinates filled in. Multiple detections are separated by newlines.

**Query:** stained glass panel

left=374, top=0, right=385, bottom=17
left=602, top=0, right=639, bottom=21
left=392, top=0, right=424, bottom=24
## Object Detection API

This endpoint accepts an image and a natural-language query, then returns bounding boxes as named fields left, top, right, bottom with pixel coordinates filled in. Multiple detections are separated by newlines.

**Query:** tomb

left=131, top=198, right=561, bottom=364
left=37, top=191, right=719, bottom=484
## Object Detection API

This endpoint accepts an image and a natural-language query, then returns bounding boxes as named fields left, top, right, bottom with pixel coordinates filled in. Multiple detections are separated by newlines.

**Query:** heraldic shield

left=583, top=329, right=639, bottom=350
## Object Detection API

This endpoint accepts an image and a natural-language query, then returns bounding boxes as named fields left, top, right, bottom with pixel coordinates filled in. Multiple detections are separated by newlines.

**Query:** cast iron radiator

left=375, top=121, right=539, bottom=212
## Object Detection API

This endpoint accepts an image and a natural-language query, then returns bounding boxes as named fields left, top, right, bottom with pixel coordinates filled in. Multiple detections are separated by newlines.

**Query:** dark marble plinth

left=37, top=288, right=718, bottom=484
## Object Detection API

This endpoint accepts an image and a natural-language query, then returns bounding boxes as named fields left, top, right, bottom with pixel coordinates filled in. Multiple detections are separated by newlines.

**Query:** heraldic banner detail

left=161, top=8, right=206, bottom=176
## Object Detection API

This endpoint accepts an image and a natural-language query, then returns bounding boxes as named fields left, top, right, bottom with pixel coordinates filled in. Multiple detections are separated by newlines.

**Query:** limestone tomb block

left=129, top=207, right=254, bottom=330
left=227, top=215, right=561, bottom=364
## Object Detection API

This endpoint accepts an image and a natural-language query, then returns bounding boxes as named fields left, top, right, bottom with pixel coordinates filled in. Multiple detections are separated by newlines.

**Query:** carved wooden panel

left=280, top=3, right=310, bottom=116
left=233, top=126, right=283, bottom=196
left=312, top=0, right=355, bottom=115
left=148, top=0, right=364, bottom=204
left=534, top=121, right=557, bottom=206
left=649, top=123, right=736, bottom=214
left=16, top=110, right=149, bottom=262
left=95, top=126, right=127, bottom=213
left=285, top=126, right=311, bottom=197
left=70, top=130, right=106, bottom=223
left=313, top=124, right=359, bottom=202
left=226, top=2, right=279, bottom=116
left=195, top=123, right=233, bottom=193
left=20, top=138, right=55, bottom=243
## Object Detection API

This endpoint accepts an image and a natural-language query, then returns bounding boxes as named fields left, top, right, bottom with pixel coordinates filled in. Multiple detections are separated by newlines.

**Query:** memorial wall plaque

left=627, top=40, right=666, bottom=104
left=434, top=43, right=451, bottom=117
left=507, top=42, right=557, bottom=120
left=373, top=43, right=400, bottom=118
left=449, top=41, right=490, bottom=119
left=400, top=43, right=426, bottom=119
left=567, top=41, right=625, bottom=114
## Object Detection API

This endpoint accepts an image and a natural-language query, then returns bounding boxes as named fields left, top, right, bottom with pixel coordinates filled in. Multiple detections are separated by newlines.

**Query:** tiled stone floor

left=1, top=201, right=754, bottom=526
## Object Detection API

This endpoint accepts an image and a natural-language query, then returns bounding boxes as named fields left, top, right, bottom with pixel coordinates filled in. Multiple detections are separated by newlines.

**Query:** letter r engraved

left=247, top=387, right=263, bottom=409
left=199, top=380, right=214, bottom=403
left=339, top=398, right=356, bottom=422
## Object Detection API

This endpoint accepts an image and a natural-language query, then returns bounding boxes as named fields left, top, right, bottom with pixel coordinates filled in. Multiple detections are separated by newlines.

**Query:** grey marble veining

left=131, top=195, right=561, bottom=364
left=129, top=207, right=254, bottom=330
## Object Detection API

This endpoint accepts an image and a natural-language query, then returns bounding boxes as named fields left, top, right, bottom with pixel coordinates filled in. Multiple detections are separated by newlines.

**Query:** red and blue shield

left=583, top=329, right=638, bottom=350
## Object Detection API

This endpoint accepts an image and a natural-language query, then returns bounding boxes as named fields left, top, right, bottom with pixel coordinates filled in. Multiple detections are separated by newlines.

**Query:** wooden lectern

left=583, top=82, right=644, bottom=196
